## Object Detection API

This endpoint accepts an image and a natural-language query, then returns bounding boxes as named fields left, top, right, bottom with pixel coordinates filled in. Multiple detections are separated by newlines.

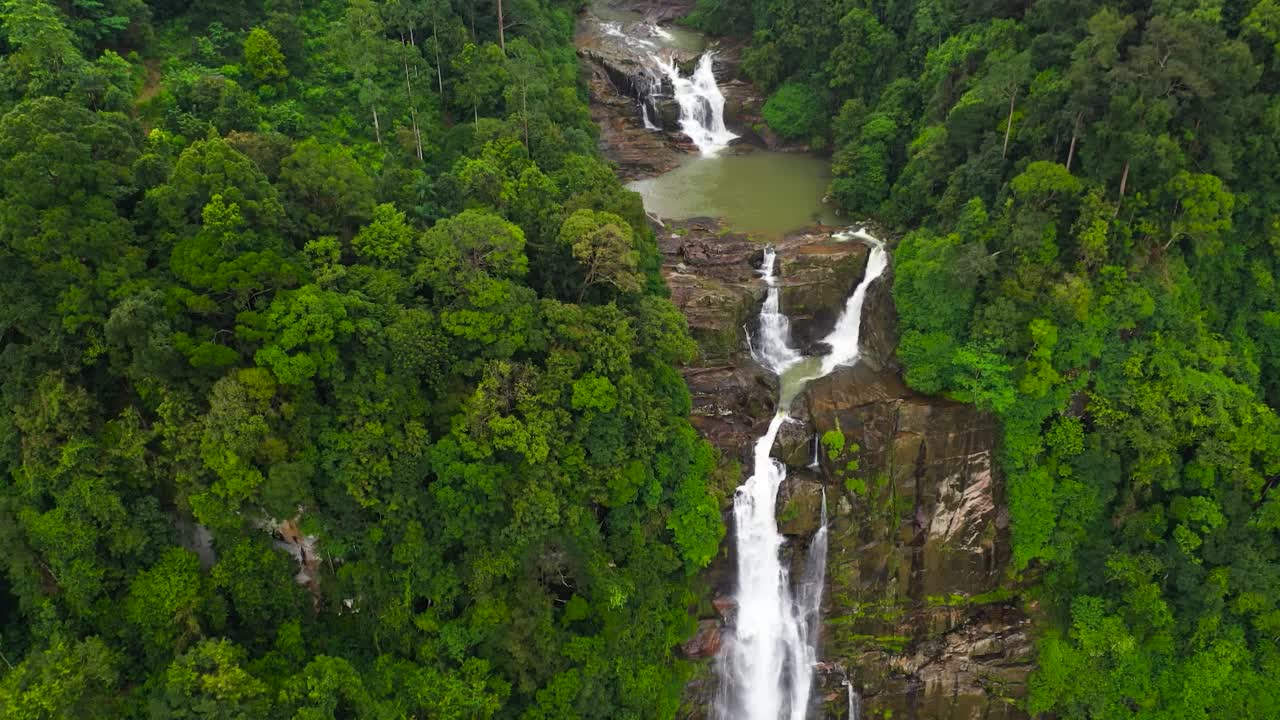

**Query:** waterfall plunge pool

left=627, top=152, right=841, bottom=237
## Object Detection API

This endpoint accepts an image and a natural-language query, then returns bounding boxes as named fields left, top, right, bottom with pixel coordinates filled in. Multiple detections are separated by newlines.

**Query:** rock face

left=805, top=364, right=1032, bottom=719
left=662, top=221, right=1033, bottom=720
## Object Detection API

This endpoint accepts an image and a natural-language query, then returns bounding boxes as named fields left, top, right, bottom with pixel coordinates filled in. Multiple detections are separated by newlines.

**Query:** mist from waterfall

left=716, top=230, right=887, bottom=720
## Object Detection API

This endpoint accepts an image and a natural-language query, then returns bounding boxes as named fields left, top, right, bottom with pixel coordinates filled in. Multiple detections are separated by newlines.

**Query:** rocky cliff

left=660, top=220, right=1033, bottom=720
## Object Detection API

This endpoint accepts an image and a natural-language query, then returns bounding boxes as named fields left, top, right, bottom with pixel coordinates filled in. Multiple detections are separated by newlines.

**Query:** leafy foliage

left=0, top=1, right=718, bottom=718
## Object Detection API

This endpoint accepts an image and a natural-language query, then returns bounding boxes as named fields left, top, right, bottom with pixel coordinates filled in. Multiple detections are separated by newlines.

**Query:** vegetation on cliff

left=692, top=0, right=1280, bottom=714
left=0, top=1, right=724, bottom=717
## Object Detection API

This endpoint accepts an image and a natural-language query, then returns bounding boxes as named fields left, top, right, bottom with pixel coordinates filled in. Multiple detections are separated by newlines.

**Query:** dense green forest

left=0, top=0, right=726, bottom=717
left=691, top=0, right=1280, bottom=715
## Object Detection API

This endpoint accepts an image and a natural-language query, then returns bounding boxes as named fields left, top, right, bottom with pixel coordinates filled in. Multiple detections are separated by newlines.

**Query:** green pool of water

left=627, top=152, right=841, bottom=238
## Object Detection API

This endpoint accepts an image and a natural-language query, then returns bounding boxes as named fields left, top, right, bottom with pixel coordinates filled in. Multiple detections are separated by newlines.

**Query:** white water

left=717, top=230, right=887, bottom=720
left=848, top=683, right=862, bottom=720
left=654, top=53, right=737, bottom=154
left=642, top=102, right=660, bottom=131
left=752, top=246, right=802, bottom=373
left=818, top=228, right=889, bottom=376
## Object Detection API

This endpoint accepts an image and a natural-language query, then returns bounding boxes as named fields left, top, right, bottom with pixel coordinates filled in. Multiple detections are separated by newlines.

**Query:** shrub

left=762, top=82, right=826, bottom=140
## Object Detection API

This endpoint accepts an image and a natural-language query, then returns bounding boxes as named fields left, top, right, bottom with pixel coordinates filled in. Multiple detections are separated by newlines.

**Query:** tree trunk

left=1002, top=87, right=1017, bottom=159
left=521, top=84, right=529, bottom=150
left=402, top=41, right=424, bottom=161
left=497, top=0, right=505, bottom=51
left=409, top=28, right=419, bottom=80
left=1066, top=111, right=1082, bottom=172
left=372, top=106, right=383, bottom=146
left=432, top=17, right=444, bottom=94
left=1114, top=158, right=1130, bottom=217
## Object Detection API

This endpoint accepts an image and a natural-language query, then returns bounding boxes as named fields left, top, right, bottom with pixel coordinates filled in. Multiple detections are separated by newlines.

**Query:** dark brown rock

left=775, top=470, right=825, bottom=536
left=774, top=230, right=871, bottom=349
left=712, top=595, right=737, bottom=619
left=681, top=619, right=723, bottom=660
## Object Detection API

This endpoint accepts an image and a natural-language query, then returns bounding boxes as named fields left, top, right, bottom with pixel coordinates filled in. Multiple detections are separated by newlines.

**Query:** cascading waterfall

left=752, top=246, right=801, bottom=374
left=654, top=52, right=737, bottom=154
left=716, top=230, right=887, bottom=720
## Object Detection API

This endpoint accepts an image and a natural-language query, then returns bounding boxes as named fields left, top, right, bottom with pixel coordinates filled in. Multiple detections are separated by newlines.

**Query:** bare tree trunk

left=1114, top=158, right=1130, bottom=217
left=497, top=0, right=505, bottom=51
left=372, top=106, right=383, bottom=146
left=402, top=40, right=424, bottom=161
left=409, top=28, right=419, bottom=81
left=1066, top=111, right=1082, bottom=172
left=432, top=17, right=444, bottom=94
left=1002, top=87, right=1017, bottom=159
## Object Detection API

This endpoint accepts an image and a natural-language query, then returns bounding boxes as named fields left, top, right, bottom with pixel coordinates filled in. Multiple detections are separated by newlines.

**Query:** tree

left=452, top=42, right=508, bottom=123
left=352, top=203, right=418, bottom=269
left=244, top=28, right=289, bottom=84
left=0, top=637, right=121, bottom=720
left=278, top=139, right=375, bottom=239
left=0, top=0, right=87, bottom=100
left=125, top=548, right=204, bottom=656
left=336, top=0, right=394, bottom=145
left=150, top=639, right=271, bottom=720
left=557, top=210, right=642, bottom=303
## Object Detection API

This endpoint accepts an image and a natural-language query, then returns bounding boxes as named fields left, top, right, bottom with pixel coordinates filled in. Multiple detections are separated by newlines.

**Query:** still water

left=627, top=152, right=840, bottom=237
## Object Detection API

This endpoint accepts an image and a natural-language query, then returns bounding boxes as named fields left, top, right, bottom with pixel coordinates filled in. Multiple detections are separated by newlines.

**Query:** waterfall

left=642, top=102, right=660, bottom=131
left=716, top=230, right=888, bottom=720
left=654, top=52, right=737, bottom=154
left=819, top=229, right=889, bottom=375
left=752, top=246, right=801, bottom=374
left=848, top=683, right=862, bottom=720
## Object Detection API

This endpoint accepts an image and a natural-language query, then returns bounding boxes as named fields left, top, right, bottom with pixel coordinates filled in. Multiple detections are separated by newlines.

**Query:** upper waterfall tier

left=654, top=53, right=738, bottom=154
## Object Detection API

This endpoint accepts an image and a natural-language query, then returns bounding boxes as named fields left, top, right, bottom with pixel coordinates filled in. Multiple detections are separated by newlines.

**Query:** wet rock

left=712, top=595, right=737, bottom=619
left=775, top=470, right=825, bottom=536
left=580, top=50, right=684, bottom=180
left=683, top=363, right=773, bottom=463
left=805, top=363, right=911, bottom=418
left=767, top=415, right=812, bottom=469
left=681, top=619, right=723, bottom=659
left=774, top=230, right=871, bottom=349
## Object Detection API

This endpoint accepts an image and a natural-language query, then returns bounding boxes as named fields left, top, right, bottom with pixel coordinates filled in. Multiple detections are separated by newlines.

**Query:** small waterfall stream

left=716, top=230, right=888, bottom=720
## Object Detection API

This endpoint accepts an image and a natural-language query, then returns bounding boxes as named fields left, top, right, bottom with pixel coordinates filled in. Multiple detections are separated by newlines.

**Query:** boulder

left=774, top=230, right=871, bottom=350
left=768, top=414, right=812, bottom=469
left=775, top=470, right=826, bottom=537
left=681, top=619, right=723, bottom=660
